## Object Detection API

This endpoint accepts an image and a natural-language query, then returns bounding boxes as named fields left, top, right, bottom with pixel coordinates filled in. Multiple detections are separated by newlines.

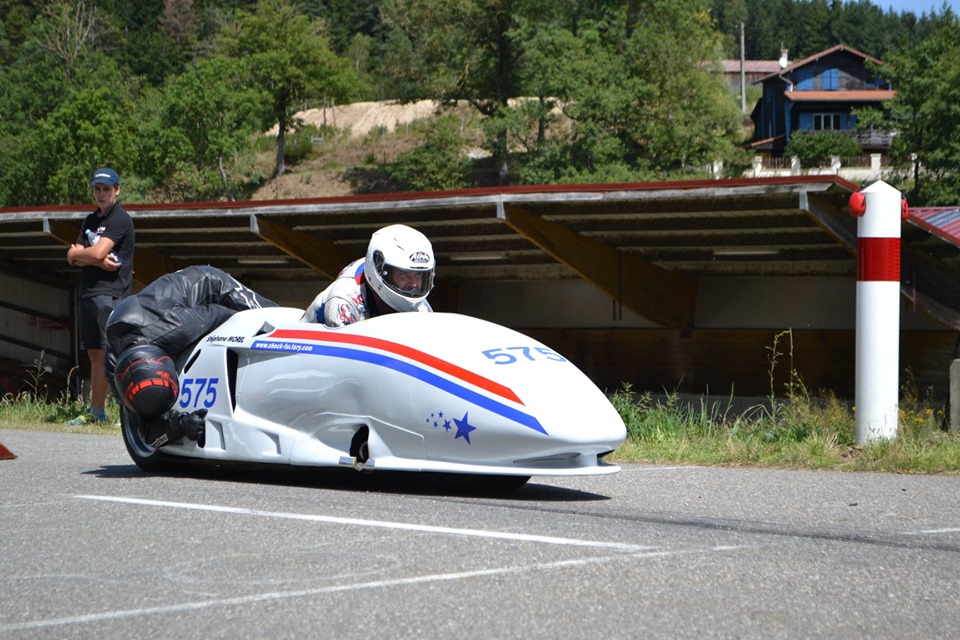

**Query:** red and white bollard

left=849, top=181, right=907, bottom=444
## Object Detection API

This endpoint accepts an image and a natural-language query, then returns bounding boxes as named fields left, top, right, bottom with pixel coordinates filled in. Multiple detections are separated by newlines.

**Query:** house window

left=822, top=68, right=838, bottom=90
left=813, top=113, right=842, bottom=130
left=796, top=68, right=813, bottom=90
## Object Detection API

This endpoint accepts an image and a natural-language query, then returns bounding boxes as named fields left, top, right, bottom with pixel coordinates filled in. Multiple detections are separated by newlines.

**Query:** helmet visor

left=382, top=265, right=433, bottom=298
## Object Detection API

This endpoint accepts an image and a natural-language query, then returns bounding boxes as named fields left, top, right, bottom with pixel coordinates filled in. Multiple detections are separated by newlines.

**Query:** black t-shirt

left=78, top=202, right=135, bottom=299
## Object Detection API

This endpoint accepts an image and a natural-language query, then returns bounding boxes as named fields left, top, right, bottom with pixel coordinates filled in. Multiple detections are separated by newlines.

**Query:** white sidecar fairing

left=161, top=309, right=626, bottom=477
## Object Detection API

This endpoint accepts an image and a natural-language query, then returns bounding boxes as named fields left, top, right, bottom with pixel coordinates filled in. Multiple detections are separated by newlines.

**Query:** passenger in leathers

left=302, top=224, right=435, bottom=327
left=106, top=265, right=276, bottom=448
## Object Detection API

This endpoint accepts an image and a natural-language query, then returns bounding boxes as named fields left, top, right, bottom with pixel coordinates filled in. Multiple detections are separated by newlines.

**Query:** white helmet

left=364, top=224, right=435, bottom=313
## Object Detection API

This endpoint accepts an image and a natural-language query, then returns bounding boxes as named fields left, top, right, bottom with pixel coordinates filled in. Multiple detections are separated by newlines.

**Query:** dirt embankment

left=271, top=100, right=441, bottom=138
left=255, top=100, right=442, bottom=200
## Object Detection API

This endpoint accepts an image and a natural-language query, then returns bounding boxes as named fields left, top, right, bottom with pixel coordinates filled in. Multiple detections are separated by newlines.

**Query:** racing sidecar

left=121, top=309, right=626, bottom=489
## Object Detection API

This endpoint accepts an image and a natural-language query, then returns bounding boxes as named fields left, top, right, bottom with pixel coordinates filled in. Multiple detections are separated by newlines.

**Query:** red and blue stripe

left=251, top=329, right=548, bottom=435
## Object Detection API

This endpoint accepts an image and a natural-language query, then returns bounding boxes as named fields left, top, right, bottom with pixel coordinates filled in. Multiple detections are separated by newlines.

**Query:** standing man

left=65, top=167, right=135, bottom=425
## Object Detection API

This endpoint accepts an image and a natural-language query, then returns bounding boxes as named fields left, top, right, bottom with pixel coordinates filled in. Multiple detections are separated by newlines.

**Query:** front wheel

left=120, top=408, right=173, bottom=472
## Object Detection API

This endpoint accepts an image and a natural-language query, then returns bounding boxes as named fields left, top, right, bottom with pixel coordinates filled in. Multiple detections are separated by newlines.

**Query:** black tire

left=120, top=407, right=173, bottom=472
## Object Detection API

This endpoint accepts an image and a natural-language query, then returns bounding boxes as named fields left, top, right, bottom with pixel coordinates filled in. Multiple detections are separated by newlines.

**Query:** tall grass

left=0, top=353, right=120, bottom=435
left=609, top=330, right=960, bottom=474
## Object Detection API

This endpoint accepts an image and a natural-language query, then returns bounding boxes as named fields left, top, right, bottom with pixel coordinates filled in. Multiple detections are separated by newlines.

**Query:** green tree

left=388, top=115, right=470, bottom=191
left=20, top=75, right=140, bottom=205
left=547, top=0, right=743, bottom=180
left=626, top=1, right=744, bottom=171
left=0, top=11, right=140, bottom=206
left=794, top=0, right=834, bottom=56
left=828, top=0, right=896, bottom=58
left=143, top=55, right=265, bottom=200
left=381, top=0, right=530, bottom=182
left=302, top=0, right=383, bottom=56
left=34, top=0, right=108, bottom=83
left=217, top=0, right=360, bottom=177
left=874, top=12, right=960, bottom=205
left=0, top=2, right=36, bottom=65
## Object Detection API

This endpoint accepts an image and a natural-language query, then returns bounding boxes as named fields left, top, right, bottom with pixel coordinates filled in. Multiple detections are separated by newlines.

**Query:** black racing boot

left=180, top=408, right=207, bottom=447
left=145, top=408, right=207, bottom=448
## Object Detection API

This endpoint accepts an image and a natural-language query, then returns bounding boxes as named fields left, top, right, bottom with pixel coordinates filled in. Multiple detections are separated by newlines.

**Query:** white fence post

left=950, top=360, right=960, bottom=434
left=849, top=181, right=906, bottom=444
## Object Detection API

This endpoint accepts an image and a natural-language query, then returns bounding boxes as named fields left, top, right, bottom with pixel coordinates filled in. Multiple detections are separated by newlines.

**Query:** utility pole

left=740, top=22, right=747, bottom=114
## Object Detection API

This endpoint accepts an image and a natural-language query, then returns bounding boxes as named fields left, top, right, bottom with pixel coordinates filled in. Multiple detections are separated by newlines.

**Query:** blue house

left=750, top=44, right=895, bottom=155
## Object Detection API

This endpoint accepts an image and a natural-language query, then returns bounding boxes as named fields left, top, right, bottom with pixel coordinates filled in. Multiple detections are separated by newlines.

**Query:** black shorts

left=78, top=295, right=121, bottom=351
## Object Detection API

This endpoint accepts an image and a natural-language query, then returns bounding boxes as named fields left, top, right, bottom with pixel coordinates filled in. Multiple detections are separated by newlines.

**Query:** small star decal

left=453, top=412, right=477, bottom=445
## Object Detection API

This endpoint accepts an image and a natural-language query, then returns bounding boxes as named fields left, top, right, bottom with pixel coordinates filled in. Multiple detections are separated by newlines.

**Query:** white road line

left=76, top=494, right=654, bottom=552
left=901, top=527, right=960, bottom=535
left=0, top=546, right=756, bottom=633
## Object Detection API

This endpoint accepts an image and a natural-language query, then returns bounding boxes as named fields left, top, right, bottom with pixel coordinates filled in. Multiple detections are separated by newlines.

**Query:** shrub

left=387, top=116, right=470, bottom=191
left=785, top=130, right=862, bottom=166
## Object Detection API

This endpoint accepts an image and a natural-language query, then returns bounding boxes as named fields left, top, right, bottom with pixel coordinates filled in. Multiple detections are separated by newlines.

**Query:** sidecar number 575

left=482, top=347, right=567, bottom=365
left=179, top=377, right=220, bottom=409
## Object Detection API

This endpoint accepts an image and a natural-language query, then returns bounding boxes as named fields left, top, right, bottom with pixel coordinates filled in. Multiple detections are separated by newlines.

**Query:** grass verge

left=608, top=381, right=960, bottom=474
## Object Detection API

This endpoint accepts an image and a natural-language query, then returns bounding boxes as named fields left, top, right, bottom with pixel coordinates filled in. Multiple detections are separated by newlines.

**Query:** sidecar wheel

left=121, top=408, right=173, bottom=472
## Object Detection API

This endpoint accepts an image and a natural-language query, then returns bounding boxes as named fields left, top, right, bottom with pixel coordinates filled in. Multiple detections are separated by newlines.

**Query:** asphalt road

left=2, top=428, right=960, bottom=639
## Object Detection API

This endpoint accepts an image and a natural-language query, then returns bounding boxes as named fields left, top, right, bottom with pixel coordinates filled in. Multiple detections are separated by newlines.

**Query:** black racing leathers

left=105, top=265, right=277, bottom=446
left=105, top=265, right=277, bottom=380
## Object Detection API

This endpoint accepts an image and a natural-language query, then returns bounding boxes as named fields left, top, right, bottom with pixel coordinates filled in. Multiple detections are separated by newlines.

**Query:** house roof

left=757, top=44, right=884, bottom=83
left=784, top=90, right=896, bottom=102
left=747, top=135, right=785, bottom=150
left=721, top=60, right=782, bottom=74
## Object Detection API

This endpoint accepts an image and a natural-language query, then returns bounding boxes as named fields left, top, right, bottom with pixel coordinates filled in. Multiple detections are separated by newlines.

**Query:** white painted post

left=950, top=360, right=960, bottom=434
left=849, top=181, right=905, bottom=444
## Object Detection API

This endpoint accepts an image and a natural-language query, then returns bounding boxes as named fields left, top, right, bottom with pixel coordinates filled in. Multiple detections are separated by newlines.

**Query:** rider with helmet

left=302, top=224, right=435, bottom=326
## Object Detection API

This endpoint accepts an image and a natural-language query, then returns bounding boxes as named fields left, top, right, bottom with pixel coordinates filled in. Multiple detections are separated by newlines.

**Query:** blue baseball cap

left=90, top=167, right=120, bottom=186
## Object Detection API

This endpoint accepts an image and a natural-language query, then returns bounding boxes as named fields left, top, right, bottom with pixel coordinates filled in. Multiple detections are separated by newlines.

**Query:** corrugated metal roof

left=909, top=207, right=960, bottom=248
left=1, top=176, right=959, bottom=331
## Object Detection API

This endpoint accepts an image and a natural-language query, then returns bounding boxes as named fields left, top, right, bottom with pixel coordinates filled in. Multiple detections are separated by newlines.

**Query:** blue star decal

left=453, top=412, right=477, bottom=445
left=442, top=419, right=452, bottom=432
